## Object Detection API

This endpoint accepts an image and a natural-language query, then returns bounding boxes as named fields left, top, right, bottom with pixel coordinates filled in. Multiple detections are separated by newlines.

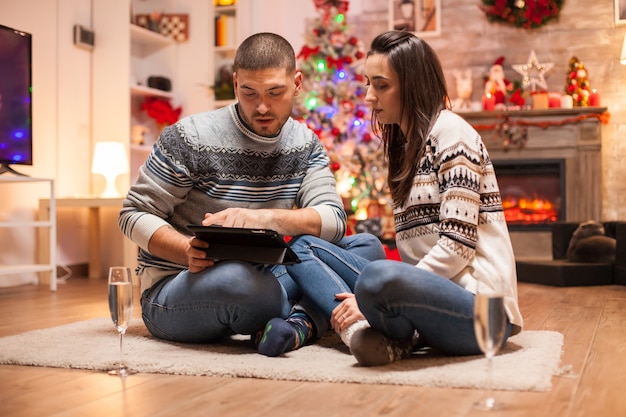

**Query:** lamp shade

left=91, top=141, right=129, bottom=198
left=621, top=33, right=626, bottom=65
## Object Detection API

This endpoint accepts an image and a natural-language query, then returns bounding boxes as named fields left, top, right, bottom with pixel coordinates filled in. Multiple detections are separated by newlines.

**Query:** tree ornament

left=564, top=56, right=592, bottom=106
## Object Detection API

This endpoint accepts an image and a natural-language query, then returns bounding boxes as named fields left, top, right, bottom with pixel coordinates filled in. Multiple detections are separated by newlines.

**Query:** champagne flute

left=108, top=266, right=135, bottom=376
left=473, top=278, right=507, bottom=410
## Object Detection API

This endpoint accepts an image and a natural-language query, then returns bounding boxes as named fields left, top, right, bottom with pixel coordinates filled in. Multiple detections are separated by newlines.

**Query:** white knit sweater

left=394, top=110, right=523, bottom=332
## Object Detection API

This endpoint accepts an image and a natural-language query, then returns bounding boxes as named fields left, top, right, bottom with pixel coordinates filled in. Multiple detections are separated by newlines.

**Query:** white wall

left=237, top=0, right=317, bottom=54
left=0, top=0, right=59, bottom=182
left=0, top=0, right=93, bottom=286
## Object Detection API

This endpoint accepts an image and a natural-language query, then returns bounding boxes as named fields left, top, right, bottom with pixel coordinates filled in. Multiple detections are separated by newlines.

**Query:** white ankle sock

left=339, top=320, right=369, bottom=348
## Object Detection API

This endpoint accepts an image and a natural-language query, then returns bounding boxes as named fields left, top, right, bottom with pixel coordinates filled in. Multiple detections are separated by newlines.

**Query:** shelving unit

left=212, top=3, right=238, bottom=109
left=0, top=177, right=56, bottom=291
left=129, top=21, right=175, bottom=183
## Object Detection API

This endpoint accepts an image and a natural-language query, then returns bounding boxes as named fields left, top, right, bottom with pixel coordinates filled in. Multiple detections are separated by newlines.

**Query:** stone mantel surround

left=460, top=107, right=607, bottom=259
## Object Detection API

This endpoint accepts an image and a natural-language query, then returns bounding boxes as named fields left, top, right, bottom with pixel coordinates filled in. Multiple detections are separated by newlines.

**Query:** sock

left=257, top=312, right=315, bottom=357
left=339, top=319, right=370, bottom=349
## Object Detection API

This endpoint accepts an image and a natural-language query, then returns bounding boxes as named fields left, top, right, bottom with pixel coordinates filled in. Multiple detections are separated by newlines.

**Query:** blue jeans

left=355, top=260, right=513, bottom=356
left=140, top=234, right=384, bottom=343
left=285, top=233, right=387, bottom=337
left=141, top=261, right=292, bottom=343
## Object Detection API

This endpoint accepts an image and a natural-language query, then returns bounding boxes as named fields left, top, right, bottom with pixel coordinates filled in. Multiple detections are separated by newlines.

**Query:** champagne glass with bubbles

left=473, top=276, right=507, bottom=410
left=108, top=266, right=135, bottom=376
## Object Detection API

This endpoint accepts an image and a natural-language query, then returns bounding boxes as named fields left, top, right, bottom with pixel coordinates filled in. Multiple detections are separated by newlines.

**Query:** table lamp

left=91, top=141, right=129, bottom=198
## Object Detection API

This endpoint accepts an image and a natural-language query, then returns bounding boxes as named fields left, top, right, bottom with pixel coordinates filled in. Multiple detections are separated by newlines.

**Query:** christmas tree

left=565, top=56, right=592, bottom=106
left=293, top=0, right=392, bottom=236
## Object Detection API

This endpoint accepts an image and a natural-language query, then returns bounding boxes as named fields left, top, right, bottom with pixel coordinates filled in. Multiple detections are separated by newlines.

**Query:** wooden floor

left=1, top=278, right=625, bottom=417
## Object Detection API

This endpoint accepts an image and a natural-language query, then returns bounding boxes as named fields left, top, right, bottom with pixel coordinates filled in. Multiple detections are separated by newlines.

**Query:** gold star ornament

left=512, top=50, right=554, bottom=91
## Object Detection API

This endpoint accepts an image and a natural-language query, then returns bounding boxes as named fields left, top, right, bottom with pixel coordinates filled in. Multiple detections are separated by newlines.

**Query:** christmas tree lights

left=293, top=0, right=391, bottom=217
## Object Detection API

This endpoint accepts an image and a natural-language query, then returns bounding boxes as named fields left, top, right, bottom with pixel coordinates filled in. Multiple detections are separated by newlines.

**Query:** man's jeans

left=284, top=233, right=387, bottom=337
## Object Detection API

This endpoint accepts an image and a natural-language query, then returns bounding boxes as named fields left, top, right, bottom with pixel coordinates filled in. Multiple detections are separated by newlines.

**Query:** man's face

left=233, top=67, right=302, bottom=137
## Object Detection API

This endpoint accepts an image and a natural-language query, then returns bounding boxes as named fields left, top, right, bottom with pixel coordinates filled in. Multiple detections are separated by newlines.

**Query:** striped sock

left=257, top=312, right=315, bottom=357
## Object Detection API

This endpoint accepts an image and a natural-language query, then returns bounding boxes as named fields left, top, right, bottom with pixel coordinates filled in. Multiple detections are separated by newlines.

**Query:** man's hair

left=233, top=32, right=296, bottom=73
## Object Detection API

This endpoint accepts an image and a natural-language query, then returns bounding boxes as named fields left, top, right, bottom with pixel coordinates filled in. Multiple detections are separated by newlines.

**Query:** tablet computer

left=187, top=225, right=300, bottom=265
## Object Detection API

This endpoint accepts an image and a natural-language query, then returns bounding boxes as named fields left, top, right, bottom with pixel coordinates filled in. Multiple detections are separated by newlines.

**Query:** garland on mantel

left=480, top=0, right=564, bottom=29
left=472, top=111, right=610, bottom=150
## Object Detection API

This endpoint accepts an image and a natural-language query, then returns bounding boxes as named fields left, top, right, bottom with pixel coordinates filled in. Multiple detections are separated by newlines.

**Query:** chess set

left=135, top=14, right=189, bottom=43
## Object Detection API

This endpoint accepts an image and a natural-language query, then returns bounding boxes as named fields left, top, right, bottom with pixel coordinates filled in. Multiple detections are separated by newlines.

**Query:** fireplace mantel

left=461, top=107, right=607, bottom=223
left=459, top=107, right=608, bottom=258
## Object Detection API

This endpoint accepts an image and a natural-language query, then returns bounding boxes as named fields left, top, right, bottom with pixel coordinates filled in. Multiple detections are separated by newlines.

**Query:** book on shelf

left=215, top=14, right=236, bottom=47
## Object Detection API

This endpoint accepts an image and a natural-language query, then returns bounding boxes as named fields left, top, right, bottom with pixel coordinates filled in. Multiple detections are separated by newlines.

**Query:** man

left=119, top=32, right=381, bottom=350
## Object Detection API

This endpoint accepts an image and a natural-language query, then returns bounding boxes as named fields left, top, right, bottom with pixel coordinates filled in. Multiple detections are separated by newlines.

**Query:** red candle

left=548, top=92, right=562, bottom=108
left=482, top=94, right=496, bottom=111
left=589, top=89, right=601, bottom=107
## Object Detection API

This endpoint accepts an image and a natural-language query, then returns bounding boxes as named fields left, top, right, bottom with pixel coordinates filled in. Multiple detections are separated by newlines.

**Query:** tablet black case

left=187, top=225, right=300, bottom=265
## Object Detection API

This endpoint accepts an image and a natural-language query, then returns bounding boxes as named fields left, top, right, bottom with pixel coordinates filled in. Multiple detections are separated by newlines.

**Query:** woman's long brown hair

left=367, top=31, right=450, bottom=206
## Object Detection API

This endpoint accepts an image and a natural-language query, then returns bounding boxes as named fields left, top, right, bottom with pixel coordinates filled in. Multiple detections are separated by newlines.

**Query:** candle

left=589, top=89, right=601, bottom=107
left=561, top=95, right=574, bottom=109
left=548, top=92, right=562, bottom=108
left=482, top=93, right=496, bottom=111
left=531, top=93, right=549, bottom=110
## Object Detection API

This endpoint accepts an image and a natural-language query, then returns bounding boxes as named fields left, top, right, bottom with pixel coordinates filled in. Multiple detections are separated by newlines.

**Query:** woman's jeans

left=285, top=233, right=387, bottom=337
left=355, top=260, right=513, bottom=356
left=140, top=233, right=385, bottom=343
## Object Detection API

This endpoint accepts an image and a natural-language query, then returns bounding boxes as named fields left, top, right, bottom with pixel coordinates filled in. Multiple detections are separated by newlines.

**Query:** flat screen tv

left=0, top=23, right=32, bottom=176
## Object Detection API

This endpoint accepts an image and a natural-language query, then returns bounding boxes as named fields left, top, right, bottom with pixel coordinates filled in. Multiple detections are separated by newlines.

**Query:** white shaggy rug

left=0, top=318, right=563, bottom=391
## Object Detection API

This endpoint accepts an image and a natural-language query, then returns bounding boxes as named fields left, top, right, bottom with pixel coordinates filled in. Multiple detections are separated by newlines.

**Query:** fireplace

left=461, top=107, right=605, bottom=259
left=494, top=159, right=565, bottom=231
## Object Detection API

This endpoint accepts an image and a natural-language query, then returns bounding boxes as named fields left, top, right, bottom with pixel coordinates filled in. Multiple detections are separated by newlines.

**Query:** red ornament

left=355, top=109, right=365, bottom=118
left=331, top=127, right=341, bottom=137
left=341, top=99, right=355, bottom=112
left=349, top=36, right=358, bottom=46
left=362, top=132, right=372, bottom=143
left=330, top=161, right=341, bottom=171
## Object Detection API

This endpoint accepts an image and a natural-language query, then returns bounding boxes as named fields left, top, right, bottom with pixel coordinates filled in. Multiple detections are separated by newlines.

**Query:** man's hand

left=202, top=208, right=274, bottom=229
left=187, top=236, right=216, bottom=273
left=148, top=225, right=215, bottom=273
left=202, top=207, right=322, bottom=238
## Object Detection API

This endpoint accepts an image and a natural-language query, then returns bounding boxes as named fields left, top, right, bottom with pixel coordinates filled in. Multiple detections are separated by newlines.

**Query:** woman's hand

left=187, top=236, right=216, bottom=273
left=331, top=292, right=366, bottom=333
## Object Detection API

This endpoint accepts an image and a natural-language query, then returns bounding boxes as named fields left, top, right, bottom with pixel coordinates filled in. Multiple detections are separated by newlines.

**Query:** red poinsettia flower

left=140, top=97, right=182, bottom=125
left=480, top=0, right=563, bottom=29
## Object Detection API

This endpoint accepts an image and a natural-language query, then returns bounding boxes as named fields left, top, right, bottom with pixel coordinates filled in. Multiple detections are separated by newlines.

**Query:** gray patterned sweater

left=119, top=104, right=346, bottom=292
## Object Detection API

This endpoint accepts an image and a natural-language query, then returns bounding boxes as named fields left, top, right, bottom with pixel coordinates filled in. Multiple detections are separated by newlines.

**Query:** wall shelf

left=0, top=176, right=56, bottom=291
left=130, top=24, right=173, bottom=56
left=211, top=2, right=238, bottom=107
left=130, top=85, right=174, bottom=98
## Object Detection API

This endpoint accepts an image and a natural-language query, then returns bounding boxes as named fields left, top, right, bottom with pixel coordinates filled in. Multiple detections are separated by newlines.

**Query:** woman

left=259, top=30, right=523, bottom=365
left=349, top=30, right=523, bottom=366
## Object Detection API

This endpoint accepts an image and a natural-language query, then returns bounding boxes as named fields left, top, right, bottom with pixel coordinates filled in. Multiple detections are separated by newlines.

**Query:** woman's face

left=364, top=53, right=404, bottom=133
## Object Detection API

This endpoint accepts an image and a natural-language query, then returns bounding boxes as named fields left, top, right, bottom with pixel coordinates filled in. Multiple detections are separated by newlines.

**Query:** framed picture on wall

left=616, top=0, right=626, bottom=25
left=389, top=0, right=441, bottom=37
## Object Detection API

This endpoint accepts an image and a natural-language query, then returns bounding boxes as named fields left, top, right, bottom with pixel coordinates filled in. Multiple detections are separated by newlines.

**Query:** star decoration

left=512, top=50, right=554, bottom=92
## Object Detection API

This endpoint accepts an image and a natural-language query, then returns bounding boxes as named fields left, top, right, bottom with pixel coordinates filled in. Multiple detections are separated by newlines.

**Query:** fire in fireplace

left=493, top=159, right=565, bottom=230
